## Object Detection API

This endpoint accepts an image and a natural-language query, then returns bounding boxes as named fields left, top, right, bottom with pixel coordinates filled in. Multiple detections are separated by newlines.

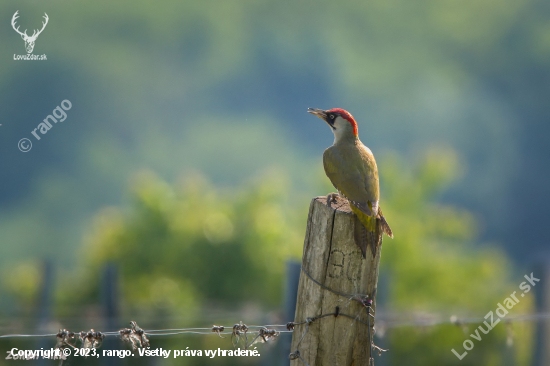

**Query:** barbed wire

left=0, top=320, right=294, bottom=355
left=3, top=311, right=548, bottom=341
left=377, top=311, right=550, bottom=332
left=0, top=266, right=548, bottom=364
left=289, top=265, right=549, bottom=365
left=0, top=310, right=549, bottom=366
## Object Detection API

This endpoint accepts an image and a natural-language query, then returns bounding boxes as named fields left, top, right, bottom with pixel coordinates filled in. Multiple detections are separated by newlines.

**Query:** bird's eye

left=330, top=115, right=335, bottom=119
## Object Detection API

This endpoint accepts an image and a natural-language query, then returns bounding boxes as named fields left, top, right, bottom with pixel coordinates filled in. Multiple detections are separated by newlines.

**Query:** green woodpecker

left=308, top=107, right=393, bottom=258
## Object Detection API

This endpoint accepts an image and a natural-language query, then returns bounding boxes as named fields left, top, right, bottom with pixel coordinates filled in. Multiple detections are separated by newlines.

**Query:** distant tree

left=74, top=169, right=303, bottom=315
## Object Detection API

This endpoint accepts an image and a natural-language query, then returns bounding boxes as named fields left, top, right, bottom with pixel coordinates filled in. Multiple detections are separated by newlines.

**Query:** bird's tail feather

left=377, top=207, right=393, bottom=239
left=353, top=210, right=379, bottom=259
left=353, top=216, right=369, bottom=259
left=352, top=205, right=393, bottom=259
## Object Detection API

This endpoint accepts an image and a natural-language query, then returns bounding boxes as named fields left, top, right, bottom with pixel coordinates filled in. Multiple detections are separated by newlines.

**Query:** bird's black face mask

left=308, top=108, right=336, bottom=129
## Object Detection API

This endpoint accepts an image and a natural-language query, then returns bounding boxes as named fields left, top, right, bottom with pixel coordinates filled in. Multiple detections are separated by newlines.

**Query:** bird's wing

left=323, top=145, right=379, bottom=217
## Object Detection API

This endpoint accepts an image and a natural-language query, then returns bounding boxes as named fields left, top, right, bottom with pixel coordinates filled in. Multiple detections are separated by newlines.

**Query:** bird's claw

left=326, top=193, right=339, bottom=208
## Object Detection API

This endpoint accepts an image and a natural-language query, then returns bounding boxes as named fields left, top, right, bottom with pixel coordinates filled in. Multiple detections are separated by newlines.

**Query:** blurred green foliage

left=77, top=169, right=303, bottom=313
left=378, top=148, right=534, bottom=365
left=14, top=148, right=526, bottom=365
left=2, top=0, right=550, bottom=267
left=0, top=0, right=547, bottom=364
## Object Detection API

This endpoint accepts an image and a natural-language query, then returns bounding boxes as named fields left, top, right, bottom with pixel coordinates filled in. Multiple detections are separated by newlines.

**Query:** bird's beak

left=307, top=108, right=328, bottom=120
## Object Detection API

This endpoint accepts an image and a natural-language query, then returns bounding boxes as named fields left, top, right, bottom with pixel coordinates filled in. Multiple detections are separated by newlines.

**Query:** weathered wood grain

left=290, top=196, right=383, bottom=366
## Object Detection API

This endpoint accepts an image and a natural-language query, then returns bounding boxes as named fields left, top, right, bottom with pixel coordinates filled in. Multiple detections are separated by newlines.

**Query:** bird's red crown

left=328, top=108, right=357, bottom=136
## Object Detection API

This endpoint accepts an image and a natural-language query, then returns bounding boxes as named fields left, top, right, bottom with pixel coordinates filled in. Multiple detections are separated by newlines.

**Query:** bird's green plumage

left=313, top=107, right=393, bottom=258
left=323, top=141, right=380, bottom=217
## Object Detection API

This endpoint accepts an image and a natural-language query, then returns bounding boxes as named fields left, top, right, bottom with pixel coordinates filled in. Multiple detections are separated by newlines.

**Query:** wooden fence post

left=290, top=196, right=383, bottom=366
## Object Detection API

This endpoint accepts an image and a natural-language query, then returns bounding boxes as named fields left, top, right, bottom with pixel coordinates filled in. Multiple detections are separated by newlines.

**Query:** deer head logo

left=11, top=11, right=49, bottom=54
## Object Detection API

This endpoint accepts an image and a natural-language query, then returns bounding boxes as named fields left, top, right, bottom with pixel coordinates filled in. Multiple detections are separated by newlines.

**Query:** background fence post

left=281, top=261, right=301, bottom=365
left=36, top=260, right=53, bottom=366
left=101, top=263, right=120, bottom=366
